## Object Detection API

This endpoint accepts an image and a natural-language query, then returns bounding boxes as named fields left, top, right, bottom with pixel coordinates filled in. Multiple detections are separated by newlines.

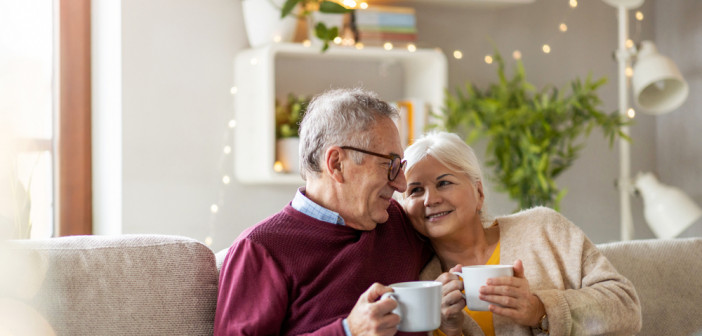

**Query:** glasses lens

left=389, top=158, right=401, bottom=181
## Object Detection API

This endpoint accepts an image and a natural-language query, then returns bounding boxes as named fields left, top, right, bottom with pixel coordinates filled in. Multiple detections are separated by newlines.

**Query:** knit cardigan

left=420, top=207, right=642, bottom=336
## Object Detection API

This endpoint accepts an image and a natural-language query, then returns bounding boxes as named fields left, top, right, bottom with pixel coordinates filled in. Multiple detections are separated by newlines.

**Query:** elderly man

left=214, top=88, right=432, bottom=335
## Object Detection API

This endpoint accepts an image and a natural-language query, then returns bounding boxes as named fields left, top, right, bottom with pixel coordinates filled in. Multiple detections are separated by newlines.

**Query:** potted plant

left=241, top=0, right=300, bottom=47
left=436, top=50, right=629, bottom=211
left=280, top=0, right=353, bottom=52
left=275, top=93, right=311, bottom=173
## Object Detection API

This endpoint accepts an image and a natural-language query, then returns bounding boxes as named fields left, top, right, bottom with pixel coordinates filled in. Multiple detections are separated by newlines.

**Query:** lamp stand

left=615, top=5, right=635, bottom=241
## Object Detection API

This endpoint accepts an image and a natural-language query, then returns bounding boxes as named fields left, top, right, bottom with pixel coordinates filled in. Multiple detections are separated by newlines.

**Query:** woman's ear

left=324, top=146, right=345, bottom=183
left=475, top=180, right=485, bottom=211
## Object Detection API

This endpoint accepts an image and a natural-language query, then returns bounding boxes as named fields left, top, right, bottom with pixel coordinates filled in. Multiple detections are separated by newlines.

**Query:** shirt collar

left=291, top=188, right=346, bottom=226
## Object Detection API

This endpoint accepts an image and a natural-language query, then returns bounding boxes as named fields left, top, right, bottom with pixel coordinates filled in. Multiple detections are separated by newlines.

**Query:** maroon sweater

left=215, top=200, right=433, bottom=335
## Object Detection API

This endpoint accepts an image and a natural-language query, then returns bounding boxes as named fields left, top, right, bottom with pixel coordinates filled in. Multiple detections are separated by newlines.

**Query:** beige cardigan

left=420, top=207, right=642, bottom=336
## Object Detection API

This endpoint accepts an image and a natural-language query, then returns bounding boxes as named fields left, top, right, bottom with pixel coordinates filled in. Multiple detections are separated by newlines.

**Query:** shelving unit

left=233, top=42, right=447, bottom=185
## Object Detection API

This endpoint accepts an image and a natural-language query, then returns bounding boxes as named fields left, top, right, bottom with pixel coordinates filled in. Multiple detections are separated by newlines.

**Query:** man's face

left=340, top=117, right=407, bottom=231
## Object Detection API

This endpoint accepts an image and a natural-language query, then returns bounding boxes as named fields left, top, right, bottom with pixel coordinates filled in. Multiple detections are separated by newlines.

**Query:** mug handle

left=380, top=292, right=402, bottom=321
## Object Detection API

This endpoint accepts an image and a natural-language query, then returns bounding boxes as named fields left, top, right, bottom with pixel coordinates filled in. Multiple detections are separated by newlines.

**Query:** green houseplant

left=275, top=94, right=310, bottom=172
left=437, top=51, right=629, bottom=211
left=280, top=0, right=353, bottom=52
left=275, top=93, right=310, bottom=139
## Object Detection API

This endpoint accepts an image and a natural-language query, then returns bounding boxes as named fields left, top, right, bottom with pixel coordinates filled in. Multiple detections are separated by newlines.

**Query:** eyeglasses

left=340, top=146, right=406, bottom=182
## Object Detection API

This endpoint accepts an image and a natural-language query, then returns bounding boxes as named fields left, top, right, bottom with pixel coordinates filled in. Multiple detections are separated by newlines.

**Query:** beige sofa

left=2, top=235, right=701, bottom=335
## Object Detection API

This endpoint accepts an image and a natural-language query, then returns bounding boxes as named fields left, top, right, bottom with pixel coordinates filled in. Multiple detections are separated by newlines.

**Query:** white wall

left=655, top=1, right=702, bottom=222
left=102, top=0, right=699, bottom=252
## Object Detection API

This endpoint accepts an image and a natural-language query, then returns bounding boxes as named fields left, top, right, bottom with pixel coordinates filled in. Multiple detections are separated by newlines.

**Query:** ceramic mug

left=380, top=281, right=442, bottom=332
left=453, top=265, right=514, bottom=311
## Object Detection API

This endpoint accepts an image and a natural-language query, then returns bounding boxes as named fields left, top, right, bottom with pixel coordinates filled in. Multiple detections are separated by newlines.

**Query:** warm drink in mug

left=453, top=265, right=514, bottom=311
left=380, top=281, right=442, bottom=332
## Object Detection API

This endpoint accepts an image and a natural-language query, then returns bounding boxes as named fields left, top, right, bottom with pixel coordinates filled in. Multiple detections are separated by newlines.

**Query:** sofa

left=1, top=234, right=701, bottom=335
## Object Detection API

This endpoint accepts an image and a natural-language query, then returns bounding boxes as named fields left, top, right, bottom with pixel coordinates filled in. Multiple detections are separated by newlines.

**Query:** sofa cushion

left=2, top=234, right=218, bottom=336
left=597, top=238, right=702, bottom=336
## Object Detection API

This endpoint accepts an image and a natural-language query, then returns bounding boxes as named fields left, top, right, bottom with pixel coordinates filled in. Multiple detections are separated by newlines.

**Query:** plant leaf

left=281, top=0, right=301, bottom=18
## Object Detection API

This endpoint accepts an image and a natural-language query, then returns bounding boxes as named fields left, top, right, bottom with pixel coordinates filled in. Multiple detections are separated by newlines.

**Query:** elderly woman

left=401, top=131, right=641, bottom=336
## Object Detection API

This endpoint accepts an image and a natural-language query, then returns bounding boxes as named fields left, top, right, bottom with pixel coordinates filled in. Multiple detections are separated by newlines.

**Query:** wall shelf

left=233, top=42, right=447, bottom=185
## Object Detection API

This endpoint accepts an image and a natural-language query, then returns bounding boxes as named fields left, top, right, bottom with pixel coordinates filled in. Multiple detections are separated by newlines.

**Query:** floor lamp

left=602, top=0, right=701, bottom=240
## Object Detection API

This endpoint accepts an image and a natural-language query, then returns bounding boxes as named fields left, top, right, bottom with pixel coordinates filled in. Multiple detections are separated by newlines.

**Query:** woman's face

left=402, top=155, right=484, bottom=239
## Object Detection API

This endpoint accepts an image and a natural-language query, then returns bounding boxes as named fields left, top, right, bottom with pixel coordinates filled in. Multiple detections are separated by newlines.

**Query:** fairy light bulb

left=626, top=39, right=634, bottom=49
left=355, top=42, right=364, bottom=50
left=223, top=145, right=232, bottom=154
left=360, top=2, right=368, bottom=9
left=343, top=0, right=356, bottom=8
left=383, top=42, right=393, bottom=50
left=204, top=236, right=213, bottom=247
left=625, top=66, right=633, bottom=77
left=569, top=0, right=577, bottom=8
left=273, top=35, right=282, bottom=43
left=512, top=50, right=522, bottom=60
left=407, top=44, right=417, bottom=52
left=230, top=86, right=238, bottom=95
left=228, top=119, right=237, bottom=128
left=542, top=44, right=551, bottom=54
left=222, top=175, right=231, bottom=184
left=273, top=161, right=284, bottom=172
left=636, top=11, right=644, bottom=21
left=210, top=204, right=219, bottom=214
left=250, top=58, right=258, bottom=65
left=559, top=23, right=568, bottom=32
left=484, top=55, right=493, bottom=64
left=333, top=36, right=342, bottom=44
left=627, top=108, right=636, bottom=119
left=303, top=40, right=312, bottom=47
left=453, top=50, right=463, bottom=59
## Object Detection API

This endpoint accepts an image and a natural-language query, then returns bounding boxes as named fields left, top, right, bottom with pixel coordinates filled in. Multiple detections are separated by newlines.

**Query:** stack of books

left=353, top=6, right=417, bottom=47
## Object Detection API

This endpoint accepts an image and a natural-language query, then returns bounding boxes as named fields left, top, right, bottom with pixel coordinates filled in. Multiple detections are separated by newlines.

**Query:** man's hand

left=436, top=264, right=466, bottom=336
left=479, top=259, right=546, bottom=327
left=346, top=283, right=400, bottom=336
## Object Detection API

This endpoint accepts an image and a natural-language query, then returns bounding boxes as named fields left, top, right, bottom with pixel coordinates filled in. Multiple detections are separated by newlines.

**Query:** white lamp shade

left=635, top=172, right=702, bottom=239
left=632, top=41, right=689, bottom=115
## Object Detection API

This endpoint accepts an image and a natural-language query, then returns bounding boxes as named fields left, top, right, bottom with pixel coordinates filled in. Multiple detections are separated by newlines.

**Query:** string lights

left=445, top=0, right=647, bottom=85
left=204, top=87, right=238, bottom=248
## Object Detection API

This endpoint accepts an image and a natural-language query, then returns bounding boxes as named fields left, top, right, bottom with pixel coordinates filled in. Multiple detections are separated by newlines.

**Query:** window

left=0, top=1, right=55, bottom=239
left=1, top=0, right=92, bottom=239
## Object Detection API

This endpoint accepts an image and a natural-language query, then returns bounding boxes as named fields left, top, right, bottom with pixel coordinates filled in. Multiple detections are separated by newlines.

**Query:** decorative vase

left=276, top=137, right=300, bottom=173
left=241, top=0, right=298, bottom=47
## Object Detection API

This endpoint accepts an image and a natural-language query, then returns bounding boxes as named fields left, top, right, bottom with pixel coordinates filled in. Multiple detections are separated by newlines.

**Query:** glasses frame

left=340, top=146, right=406, bottom=182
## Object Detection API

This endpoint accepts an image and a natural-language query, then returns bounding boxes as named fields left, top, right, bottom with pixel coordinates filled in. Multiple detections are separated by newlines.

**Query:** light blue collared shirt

left=291, top=188, right=345, bottom=226
left=290, top=188, right=353, bottom=336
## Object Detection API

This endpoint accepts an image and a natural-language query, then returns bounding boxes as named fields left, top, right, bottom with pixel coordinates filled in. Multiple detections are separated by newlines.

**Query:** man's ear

left=325, top=146, right=345, bottom=183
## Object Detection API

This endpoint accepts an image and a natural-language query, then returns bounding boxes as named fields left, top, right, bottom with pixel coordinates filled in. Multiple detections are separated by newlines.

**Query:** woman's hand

left=479, top=259, right=546, bottom=327
left=435, top=264, right=466, bottom=336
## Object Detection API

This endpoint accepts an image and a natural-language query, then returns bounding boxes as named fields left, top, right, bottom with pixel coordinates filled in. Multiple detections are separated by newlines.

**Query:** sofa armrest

left=1, top=234, right=218, bottom=336
left=597, top=238, right=702, bottom=336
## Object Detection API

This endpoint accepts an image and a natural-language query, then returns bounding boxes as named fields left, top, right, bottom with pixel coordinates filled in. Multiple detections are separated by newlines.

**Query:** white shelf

left=233, top=43, right=447, bottom=185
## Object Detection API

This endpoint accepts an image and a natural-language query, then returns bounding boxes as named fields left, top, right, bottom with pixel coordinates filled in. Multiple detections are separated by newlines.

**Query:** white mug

left=453, top=265, right=514, bottom=311
left=380, top=281, right=442, bottom=332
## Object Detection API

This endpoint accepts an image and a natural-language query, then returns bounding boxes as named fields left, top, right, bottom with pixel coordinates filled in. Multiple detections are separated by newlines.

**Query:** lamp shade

left=632, top=41, right=689, bottom=115
left=635, top=172, right=702, bottom=239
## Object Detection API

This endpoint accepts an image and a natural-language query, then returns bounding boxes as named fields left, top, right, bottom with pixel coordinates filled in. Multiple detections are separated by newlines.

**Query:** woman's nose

left=423, top=188, right=441, bottom=207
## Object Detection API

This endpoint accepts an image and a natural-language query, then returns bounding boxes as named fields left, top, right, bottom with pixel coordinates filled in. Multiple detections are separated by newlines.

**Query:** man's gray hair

left=298, top=88, right=399, bottom=180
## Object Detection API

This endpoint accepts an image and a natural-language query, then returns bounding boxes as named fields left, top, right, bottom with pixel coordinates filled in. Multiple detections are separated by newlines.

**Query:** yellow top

left=434, top=241, right=501, bottom=336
